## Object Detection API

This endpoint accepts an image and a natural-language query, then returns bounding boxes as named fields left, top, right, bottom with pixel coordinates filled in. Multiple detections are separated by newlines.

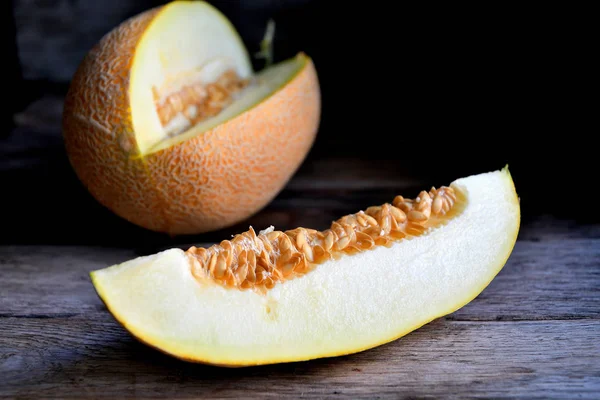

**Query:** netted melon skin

left=63, top=3, right=321, bottom=235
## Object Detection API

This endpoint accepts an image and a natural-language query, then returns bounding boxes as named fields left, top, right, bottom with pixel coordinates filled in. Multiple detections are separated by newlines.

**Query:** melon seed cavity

left=186, top=186, right=462, bottom=293
left=154, top=69, right=251, bottom=138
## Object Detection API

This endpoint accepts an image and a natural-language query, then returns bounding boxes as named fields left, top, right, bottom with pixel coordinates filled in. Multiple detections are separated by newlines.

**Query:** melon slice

left=91, top=167, right=520, bottom=366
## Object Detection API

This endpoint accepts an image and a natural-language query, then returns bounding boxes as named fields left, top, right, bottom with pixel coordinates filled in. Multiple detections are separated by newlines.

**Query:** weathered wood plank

left=0, top=246, right=131, bottom=317
left=1, top=239, right=598, bottom=321
left=1, top=317, right=598, bottom=399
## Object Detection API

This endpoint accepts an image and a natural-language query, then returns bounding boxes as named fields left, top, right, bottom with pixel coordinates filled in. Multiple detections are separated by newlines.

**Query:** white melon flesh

left=130, top=1, right=252, bottom=154
left=91, top=168, right=520, bottom=366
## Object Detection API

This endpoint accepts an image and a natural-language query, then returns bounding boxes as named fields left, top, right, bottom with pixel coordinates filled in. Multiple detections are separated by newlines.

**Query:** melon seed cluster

left=154, top=69, right=250, bottom=137
left=187, top=186, right=458, bottom=291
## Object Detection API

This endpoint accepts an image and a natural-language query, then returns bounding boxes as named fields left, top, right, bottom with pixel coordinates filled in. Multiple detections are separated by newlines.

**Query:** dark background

left=1, top=0, right=592, bottom=248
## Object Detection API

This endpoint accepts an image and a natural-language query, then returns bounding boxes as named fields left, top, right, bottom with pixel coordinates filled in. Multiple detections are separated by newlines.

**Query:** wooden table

left=1, top=97, right=599, bottom=399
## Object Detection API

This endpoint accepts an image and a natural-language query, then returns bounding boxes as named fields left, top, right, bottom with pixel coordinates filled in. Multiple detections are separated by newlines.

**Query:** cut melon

left=91, top=167, right=520, bottom=366
left=62, top=0, right=320, bottom=235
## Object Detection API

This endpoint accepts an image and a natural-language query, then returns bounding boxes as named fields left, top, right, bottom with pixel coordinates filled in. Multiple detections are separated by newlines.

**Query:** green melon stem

left=255, top=19, right=275, bottom=68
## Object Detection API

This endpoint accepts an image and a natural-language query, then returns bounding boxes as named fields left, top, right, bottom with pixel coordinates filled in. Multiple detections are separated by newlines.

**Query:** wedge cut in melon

left=129, top=0, right=253, bottom=155
left=91, top=167, right=520, bottom=366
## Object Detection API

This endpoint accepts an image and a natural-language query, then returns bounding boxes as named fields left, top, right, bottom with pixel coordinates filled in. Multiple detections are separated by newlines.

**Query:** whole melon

left=62, top=0, right=320, bottom=235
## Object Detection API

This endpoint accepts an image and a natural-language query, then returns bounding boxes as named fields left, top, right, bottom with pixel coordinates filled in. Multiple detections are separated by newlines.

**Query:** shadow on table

left=6, top=314, right=422, bottom=398
left=1, top=103, right=432, bottom=250
left=2, top=96, right=595, bottom=248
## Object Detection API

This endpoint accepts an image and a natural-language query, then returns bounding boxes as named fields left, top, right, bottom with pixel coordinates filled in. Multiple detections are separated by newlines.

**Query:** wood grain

left=1, top=317, right=598, bottom=399
left=1, top=236, right=599, bottom=398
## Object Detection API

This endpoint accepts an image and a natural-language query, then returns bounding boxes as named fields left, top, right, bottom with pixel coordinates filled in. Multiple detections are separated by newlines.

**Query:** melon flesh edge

left=91, top=168, right=520, bottom=366
left=129, top=0, right=310, bottom=156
